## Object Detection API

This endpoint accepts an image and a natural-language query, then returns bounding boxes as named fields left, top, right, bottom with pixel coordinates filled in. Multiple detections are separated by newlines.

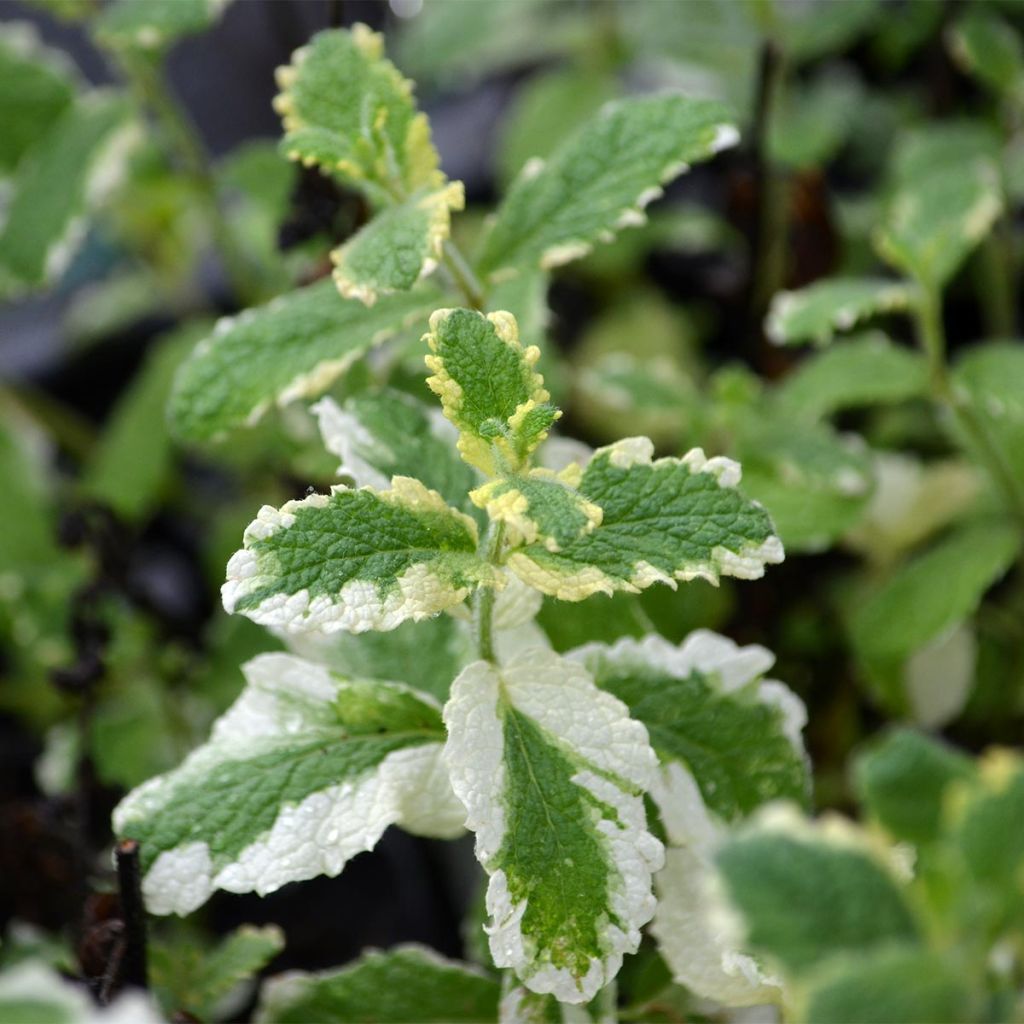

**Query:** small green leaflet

left=773, top=332, right=928, bottom=421
left=314, top=388, right=479, bottom=515
left=275, top=25, right=442, bottom=202
left=95, top=0, right=225, bottom=51
left=506, top=438, right=783, bottom=601
left=948, top=8, right=1024, bottom=102
left=765, top=278, right=915, bottom=347
left=0, top=92, right=135, bottom=290
left=0, top=23, right=75, bottom=175
left=477, top=93, right=738, bottom=279
left=332, top=183, right=465, bottom=305
left=256, top=946, right=500, bottom=1023
left=876, top=160, right=1003, bottom=290
left=715, top=807, right=920, bottom=977
left=853, top=729, right=974, bottom=846
left=443, top=648, right=663, bottom=1002
left=114, top=653, right=465, bottom=915
left=169, top=280, right=436, bottom=443
left=425, top=308, right=560, bottom=476
left=470, top=467, right=602, bottom=552
left=223, top=478, right=498, bottom=634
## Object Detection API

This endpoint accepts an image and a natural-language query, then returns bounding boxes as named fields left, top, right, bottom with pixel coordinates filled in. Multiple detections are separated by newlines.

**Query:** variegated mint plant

left=113, top=22, right=809, bottom=1020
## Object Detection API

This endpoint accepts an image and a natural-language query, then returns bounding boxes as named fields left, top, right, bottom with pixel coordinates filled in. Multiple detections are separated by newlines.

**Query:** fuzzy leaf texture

left=443, top=647, right=663, bottom=1003
left=477, top=93, right=739, bottom=279
left=222, top=478, right=498, bottom=634
left=169, top=280, right=436, bottom=443
left=274, top=25, right=442, bottom=201
left=505, top=437, right=783, bottom=600
left=425, top=308, right=560, bottom=476
left=256, top=946, right=500, bottom=1023
left=113, top=653, right=465, bottom=915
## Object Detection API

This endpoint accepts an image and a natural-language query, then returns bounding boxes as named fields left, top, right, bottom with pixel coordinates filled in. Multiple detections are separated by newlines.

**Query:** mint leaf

left=425, top=308, right=559, bottom=476
left=443, top=648, right=663, bottom=1002
left=256, top=946, right=500, bottom=1023
left=114, top=653, right=465, bottom=915
left=223, top=479, right=498, bottom=635
left=169, top=280, right=436, bottom=443
left=506, top=438, right=783, bottom=600
left=478, top=94, right=738, bottom=279
left=95, top=0, right=223, bottom=51
left=332, top=183, right=465, bottom=305
left=948, top=8, right=1024, bottom=102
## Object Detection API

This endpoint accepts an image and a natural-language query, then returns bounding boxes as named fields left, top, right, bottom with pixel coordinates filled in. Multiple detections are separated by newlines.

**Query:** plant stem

left=595, top=979, right=618, bottom=1024
left=916, top=288, right=1024, bottom=525
left=441, top=239, right=488, bottom=310
left=474, top=522, right=505, bottom=662
left=114, top=839, right=149, bottom=991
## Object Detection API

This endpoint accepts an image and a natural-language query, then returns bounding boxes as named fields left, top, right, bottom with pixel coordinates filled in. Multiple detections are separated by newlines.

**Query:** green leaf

left=572, top=631, right=809, bottom=826
left=95, top=0, right=223, bottom=51
left=315, top=388, right=479, bottom=515
left=443, top=648, right=663, bottom=1002
left=152, top=925, right=285, bottom=1021
left=332, top=183, right=464, bottom=305
left=471, top=468, right=602, bottom=552
left=169, top=280, right=436, bottom=443
left=425, top=308, right=559, bottom=476
left=951, top=342, right=1024, bottom=495
left=0, top=23, right=75, bottom=175
left=799, top=946, right=973, bottom=1024
left=853, top=729, right=974, bottom=846
left=223, top=478, right=498, bottom=635
left=256, top=946, right=500, bottom=1023
left=948, top=8, right=1024, bottom=102
left=275, top=25, right=442, bottom=201
left=849, top=520, right=1021, bottom=664
left=0, top=92, right=134, bottom=289
left=889, top=121, right=1001, bottom=187
left=876, top=160, right=1003, bottom=290
left=715, top=809, right=920, bottom=977
left=766, top=278, right=915, bottom=347
left=506, top=438, right=783, bottom=601
left=477, top=94, right=738, bottom=279
left=768, top=67, right=861, bottom=170
left=114, top=653, right=465, bottom=915
left=774, top=333, right=929, bottom=421
left=0, top=963, right=163, bottom=1022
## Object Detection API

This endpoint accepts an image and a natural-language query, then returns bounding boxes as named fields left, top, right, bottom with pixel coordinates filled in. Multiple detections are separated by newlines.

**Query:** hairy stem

left=441, top=239, right=488, bottom=310
left=475, top=522, right=506, bottom=663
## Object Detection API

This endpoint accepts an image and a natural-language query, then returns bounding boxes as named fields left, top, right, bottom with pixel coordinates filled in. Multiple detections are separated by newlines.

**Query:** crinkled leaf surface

left=332, top=183, right=464, bottom=305
left=425, top=308, right=559, bottom=476
left=169, top=280, right=436, bottom=443
left=766, top=278, right=915, bottom=347
left=95, top=0, right=223, bottom=50
left=506, top=438, right=783, bottom=600
left=478, top=94, right=738, bottom=279
left=257, top=946, right=500, bottom=1024
left=315, top=388, right=479, bottom=515
left=774, top=333, right=928, bottom=421
left=0, top=24, right=75, bottom=174
left=114, top=653, right=465, bottom=915
left=443, top=648, right=663, bottom=1002
left=275, top=25, right=441, bottom=200
left=0, top=92, right=134, bottom=289
left=716, top=809, right=920, bottom=977
left=222, top=478, right=497, bottom=635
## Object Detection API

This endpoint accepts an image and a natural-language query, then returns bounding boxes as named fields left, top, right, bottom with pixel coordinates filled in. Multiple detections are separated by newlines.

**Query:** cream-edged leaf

left=274, top=25, right=441, bottom=201
left=332, top=183, right=465, bottom=305
left=425, top=308, right=560, bottom=476
left=443, top=648, right=663, bottom=1003
left=314, top=388, right=479, bottom=515
left=256, top=945, right=500, bottom=1023
left=478, top=94, right=738, bottom=279
left=471, top=467, right=602, bottom=552
left=223, top=478, right=499, bottom=634
left=113, top=653, right=465, bottom=915
left=169, top=280, right=437, bottom=443
left=95, top=0, right=226, bottom=51
left=766, top=278, right=915, bottom=347
left=506, top=438, right=783, bottom=600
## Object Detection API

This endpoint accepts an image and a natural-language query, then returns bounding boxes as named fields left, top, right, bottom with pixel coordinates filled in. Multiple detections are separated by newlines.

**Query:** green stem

left=595, top=979, right=618, bottom=1024
left=474, top=521, right=505, bottom=662
left=441, top=239, right=488, bottom=311
left=916, top=288, right=1024, bottom=526
left=976, top=229, right=1016, bottom=339
left=117, top=52, right=269, bottom=306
